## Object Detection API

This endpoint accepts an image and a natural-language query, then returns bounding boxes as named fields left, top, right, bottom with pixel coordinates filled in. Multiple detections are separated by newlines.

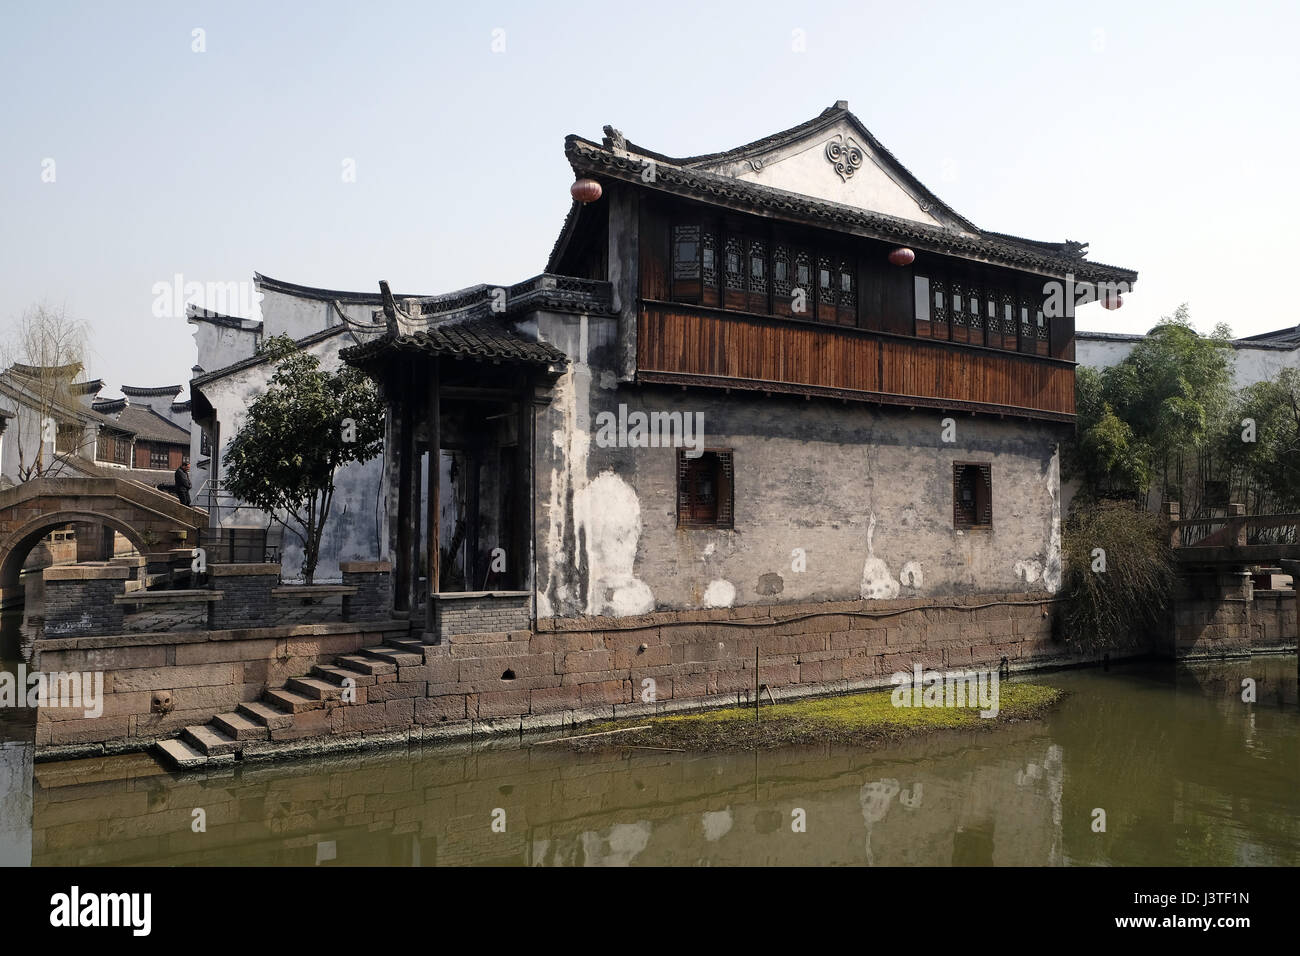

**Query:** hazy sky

left=2, top=0, right=1296, bottom=398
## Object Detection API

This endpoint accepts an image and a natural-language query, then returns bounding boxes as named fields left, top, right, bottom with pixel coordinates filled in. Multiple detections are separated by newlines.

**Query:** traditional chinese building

left=343, top=101, right=1139, bottom=641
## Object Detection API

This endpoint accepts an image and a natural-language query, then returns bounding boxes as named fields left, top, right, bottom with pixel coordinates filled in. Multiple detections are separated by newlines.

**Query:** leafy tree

left=1224, top=368, right=1300, bottom=514
left=1068, top=305, right=1233, bottom=512
left=222, top=335, right=383, bottom=583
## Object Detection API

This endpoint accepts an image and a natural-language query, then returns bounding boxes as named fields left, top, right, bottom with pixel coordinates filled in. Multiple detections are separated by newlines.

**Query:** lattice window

left=1000, top=291, right=1017, bottom=340
left=838, top=259, right=855, bottom=311
left=747, top=239, right=767, bottom=292
left=950, top=284, right=967, bottom=328
left=968, top=288, right=983, bottom=333
left=953, top=462, right=993, bottom=529
left=149, top=443, right=170, bottom=470
left=701, top=229, right=717, bottom=288
left=672, top=225, right=700, bottom=281
left=931, top=278, right=949, bottom=337
left=914, top=275, right=932, bottom=335
left=773, top=245, right=792, bottom=296
left=818, top=256, right=836, bottom=307
left=724, top=237, right=745, bottom=291
left=677, top=450, right=734, bottom=529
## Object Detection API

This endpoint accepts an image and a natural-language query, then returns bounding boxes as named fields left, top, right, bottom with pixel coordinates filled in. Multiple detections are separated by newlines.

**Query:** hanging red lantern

left=888, top=247, right=915, bottom=266
left=1102, top=293, right=1123, bottom=310
left=570, top=177, right=602, bottom=204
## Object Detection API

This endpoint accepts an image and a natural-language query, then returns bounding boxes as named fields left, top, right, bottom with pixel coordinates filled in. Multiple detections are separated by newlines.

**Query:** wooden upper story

left=550, top=103, right=1138, bottom=423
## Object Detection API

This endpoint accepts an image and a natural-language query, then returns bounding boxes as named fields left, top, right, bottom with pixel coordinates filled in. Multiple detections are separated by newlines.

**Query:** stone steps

left=313, top=663, right=375, bottom=687
left=360, top=645, right=422, bottom=667
left=154, top=628, right=424, bottom=769
left=265, top=687, right=325, bottom=713
left=336, top=654, right=397, bottom=676
left=286, top=676, right=344, bottom=701
left=237, top=700, right=294, bottom=730
left=182, top=723, right=238, bottom=756
left=212, top=711, right=270, bottom=741
left=156, top=737, right=208, bottom=770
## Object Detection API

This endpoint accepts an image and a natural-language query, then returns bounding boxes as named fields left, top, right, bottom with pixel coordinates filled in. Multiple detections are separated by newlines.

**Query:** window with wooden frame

left=953, top=462, right=992, bottom=529
left=998, top=290, right=1018, bottom=350
left=671, top=224, right=702, bottom=302
left=949, top=282, right=969, bottom=343
left=149, top=443, right=170, bottom=470
left=677, top=449, right=734, bottom=529
left=913, top=275, right=931, bottom=337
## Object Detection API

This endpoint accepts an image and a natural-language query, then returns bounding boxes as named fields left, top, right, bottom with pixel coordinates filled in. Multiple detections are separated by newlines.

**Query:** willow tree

left=0, top=304, right=93, bottom=482
left=222, top=335, right=383, bottom=583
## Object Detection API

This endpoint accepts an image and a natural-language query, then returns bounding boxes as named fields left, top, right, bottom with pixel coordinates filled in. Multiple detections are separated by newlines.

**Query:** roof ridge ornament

left=602, top=125, right=628, bottom=156
left=825, top=134, right=864, bottom=182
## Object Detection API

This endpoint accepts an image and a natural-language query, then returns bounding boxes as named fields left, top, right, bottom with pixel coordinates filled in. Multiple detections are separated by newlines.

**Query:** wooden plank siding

left=637, top=305, right=1074, bottom=421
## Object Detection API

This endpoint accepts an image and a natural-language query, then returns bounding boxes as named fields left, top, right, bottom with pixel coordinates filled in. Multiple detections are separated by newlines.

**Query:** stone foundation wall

left=1171, top=570, right=1296, bottom=658
left=1251, top=590, right=1297, bottom=652
left=32, top=621, right=407, bottom=753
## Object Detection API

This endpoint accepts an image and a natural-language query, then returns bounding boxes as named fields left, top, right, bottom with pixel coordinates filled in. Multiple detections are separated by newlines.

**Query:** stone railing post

left=42, top=564, right=129, bottom=637
left=340, top=560, right=392, bottom=622
left=1227, top=503, right=1247, bottom=547
left=1163, top=500, right=1181, bottom=549
left=207, top=564, right=279, bottom=630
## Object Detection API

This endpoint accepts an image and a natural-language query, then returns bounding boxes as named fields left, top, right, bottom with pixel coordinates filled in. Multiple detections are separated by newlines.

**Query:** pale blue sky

left=2, top=0, right=1296, bottom=395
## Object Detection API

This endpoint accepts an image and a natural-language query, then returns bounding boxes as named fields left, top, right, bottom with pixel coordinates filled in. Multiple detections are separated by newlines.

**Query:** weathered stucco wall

left=531, top=311, right=1064, bottom=621
left=197, top=331, right=385, bottom=582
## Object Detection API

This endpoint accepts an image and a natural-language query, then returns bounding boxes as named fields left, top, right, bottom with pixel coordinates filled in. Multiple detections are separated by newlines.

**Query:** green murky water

left=3, top=647, right=1296, bottom=866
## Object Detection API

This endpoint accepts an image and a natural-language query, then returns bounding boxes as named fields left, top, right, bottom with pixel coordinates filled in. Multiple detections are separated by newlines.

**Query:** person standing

left=174, top=460, right=191, bottom=506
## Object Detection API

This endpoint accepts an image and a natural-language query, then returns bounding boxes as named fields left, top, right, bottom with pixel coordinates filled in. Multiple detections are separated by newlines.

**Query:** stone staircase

left=155, top=634, right=428, bottom=770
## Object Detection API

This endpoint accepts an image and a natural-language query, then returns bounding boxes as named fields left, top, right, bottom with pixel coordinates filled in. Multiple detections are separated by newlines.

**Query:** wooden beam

left=425, top=359, right=441, bottom=635
left=394, top=363, right=414, bottom=612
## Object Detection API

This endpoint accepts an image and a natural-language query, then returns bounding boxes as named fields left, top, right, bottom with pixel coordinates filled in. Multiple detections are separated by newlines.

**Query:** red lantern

left=1102, top=293, right=1123, bottom=310
left=570, top=178, right=602, bottom=204
left=888, top=247, right=915, bottom=266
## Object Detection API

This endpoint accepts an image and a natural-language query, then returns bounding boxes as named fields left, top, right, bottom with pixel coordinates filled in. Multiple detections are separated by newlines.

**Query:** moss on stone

left=566, top=682, right=1066, bottom=752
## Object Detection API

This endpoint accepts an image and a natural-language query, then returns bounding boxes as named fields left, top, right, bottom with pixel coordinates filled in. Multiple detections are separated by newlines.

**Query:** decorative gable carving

left=824, top=135, right=864, bottom=182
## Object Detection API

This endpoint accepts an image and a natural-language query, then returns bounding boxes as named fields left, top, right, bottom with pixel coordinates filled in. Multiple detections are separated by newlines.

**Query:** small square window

left=953, top=462, right=992, bottom=529
left=677, top=449, right=734, bottom=529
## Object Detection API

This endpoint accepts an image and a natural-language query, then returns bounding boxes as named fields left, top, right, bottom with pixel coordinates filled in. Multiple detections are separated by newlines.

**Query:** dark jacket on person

left=174, top=466, right=191, bottom=505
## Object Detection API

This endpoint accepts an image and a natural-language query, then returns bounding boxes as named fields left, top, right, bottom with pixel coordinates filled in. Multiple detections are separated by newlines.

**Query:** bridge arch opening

left=0, top=510, right=149, bottom=594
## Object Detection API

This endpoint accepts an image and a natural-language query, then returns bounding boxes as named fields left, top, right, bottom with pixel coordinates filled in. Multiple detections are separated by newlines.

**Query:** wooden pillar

left=395, top=363, right=415, bottom=612
left=513, top=387, right=534, bottom=591
left=465, top=445, right=481, bottom=590
left=424, top=360, right=440, bottom=635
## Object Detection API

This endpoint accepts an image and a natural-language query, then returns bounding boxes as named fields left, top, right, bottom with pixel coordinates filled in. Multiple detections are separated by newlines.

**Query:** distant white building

left=1076, top=323, right=1300, bottom=387
left=187, top=274, right=415, bottom=581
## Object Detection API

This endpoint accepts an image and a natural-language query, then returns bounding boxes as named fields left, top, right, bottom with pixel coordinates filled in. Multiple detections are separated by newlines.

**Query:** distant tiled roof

left=255, top=272, right=425, bottom=305
left=342, top=317, right=567, bottom=368
left=121, top=384, right=183, bottom=398
left=1237, top=323, right=1300, bottom=345
left=115, top=406, right=190, bottom=444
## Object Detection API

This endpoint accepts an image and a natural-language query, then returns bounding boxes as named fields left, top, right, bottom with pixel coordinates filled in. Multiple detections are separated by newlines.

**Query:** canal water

left=1, top=579, right=1297, bottom=865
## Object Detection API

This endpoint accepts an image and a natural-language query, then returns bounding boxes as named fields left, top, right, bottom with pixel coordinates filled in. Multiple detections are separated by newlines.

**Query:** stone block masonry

left=42, top=564, right=129, bottom=638
left=341, top=561, right=391, bottom=622
left=207, top=564, right=279, bottom=630
left=433, top=592, right=531, bottom=638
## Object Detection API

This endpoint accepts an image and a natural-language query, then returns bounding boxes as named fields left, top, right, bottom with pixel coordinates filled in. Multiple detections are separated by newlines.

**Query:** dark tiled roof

left=616, top=102, right=977, bottom=234
left=564, top=107, right=1138, bottom=284
left=1237, top=323, right=1300, bottom=345
left=115, top=405, right=190, bottom=444
left=342, top=317, right=567, bottom=368
left=255, top=272, right=424, bottom=305
left=121, top=384, right=183, bottom=398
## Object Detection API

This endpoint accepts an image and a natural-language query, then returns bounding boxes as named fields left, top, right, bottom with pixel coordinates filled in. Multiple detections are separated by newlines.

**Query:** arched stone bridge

left=0, top=477, right=207, bottom=599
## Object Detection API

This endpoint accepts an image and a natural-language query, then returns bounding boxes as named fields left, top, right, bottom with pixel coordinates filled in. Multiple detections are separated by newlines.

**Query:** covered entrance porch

left=342, top=284, right=567, bottom=641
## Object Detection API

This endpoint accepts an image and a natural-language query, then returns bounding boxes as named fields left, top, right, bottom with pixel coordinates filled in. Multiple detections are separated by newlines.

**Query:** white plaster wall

left=701, top=120, right=947, bottom=226
left=1077, top=335, right=1299, bottom=389
left=199, top=331, right=384, bottom=582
